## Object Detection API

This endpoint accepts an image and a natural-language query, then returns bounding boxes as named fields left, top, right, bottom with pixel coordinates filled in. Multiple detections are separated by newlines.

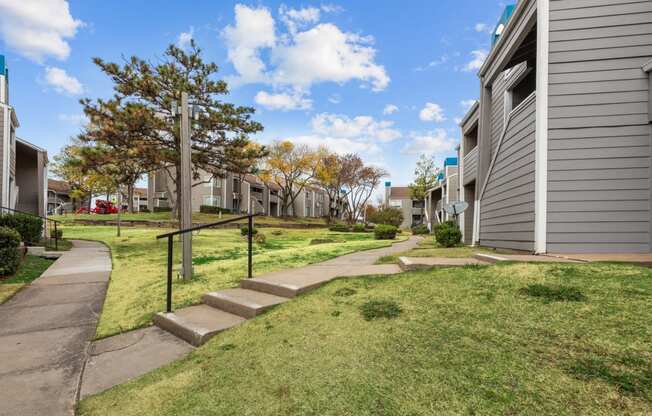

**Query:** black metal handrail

left=0, top=206, right=60, bottom=250
left=156, top=213, right=262, bottom=313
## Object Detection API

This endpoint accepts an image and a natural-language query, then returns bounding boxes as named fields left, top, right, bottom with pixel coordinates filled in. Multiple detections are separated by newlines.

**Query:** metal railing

left=156, top=213, right=262, bottom=313
left=0, top=206, right=61, bottom=250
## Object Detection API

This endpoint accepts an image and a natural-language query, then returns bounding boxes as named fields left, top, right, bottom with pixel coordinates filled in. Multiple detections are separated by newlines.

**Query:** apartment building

left=425, top=157, right=459, bottom=228
left=458, top=0, right=652, bottom=253
left=0, top=55, right=48, bottom=217
left=384, top=183, right=425, bottom=229
left=147, top=168, right=328, bottom=218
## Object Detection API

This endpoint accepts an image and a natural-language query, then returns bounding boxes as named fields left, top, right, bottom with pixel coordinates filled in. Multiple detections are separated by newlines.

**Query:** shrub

left=53, top=228, right=64, bottom=239
left=310, top=238, right=335, bottom=245
left=0, top=213, right=43, bottom=245
left=368, top=207, right=404, bottom=228
left=352, top=223, right=366, bottom=233
left=329, top=224, right=350, bottom=232
left=199, top=205, right=232, bottom=215
left=0, top=226, right=21, bottom=276
left=360, top=299, right=402, bottom=321
left=411, top=224, right=430, bottom=235
left=374, top=224, right=397, bottom=240
left=254, top=233, right=267, bottom=244
left=139, top=208, right=150, bottom=213
left=153, top=206, right=172, bottom=213
left=240, top=225, right=259, bottom=236
left=434, top=220, right=462, bottom=247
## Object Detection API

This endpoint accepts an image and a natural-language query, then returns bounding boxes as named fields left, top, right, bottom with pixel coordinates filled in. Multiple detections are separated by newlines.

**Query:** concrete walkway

left=81, top=236, right=420, bottom=397
left=0, top=241, right=111, bottom=416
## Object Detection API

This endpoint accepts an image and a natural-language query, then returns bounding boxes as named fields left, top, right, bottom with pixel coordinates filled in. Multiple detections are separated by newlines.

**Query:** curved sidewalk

left=0, top=240, right=111, bottom=416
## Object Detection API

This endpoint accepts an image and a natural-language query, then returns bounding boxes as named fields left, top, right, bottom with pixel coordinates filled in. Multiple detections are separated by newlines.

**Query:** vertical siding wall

left=480, top=94, right=537, bottom=251
left=491, top=75, right=508, bottom=158
left=547, top=0, right=652, bottom=253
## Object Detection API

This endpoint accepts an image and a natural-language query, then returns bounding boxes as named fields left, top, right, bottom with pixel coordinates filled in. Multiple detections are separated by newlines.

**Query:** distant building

left=0, top=55, right=47, bottom=216
left=384, top=182, right=424, bottom=229
left=47, top=179, right=72, bottom=214
left=425, top=157, right=459, bottom=229
left=147, top=168, right=329, bottom=218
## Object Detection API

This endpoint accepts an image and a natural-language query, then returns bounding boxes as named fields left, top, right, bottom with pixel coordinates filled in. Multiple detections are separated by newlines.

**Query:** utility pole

left=180, top=92, right=193, bottom=281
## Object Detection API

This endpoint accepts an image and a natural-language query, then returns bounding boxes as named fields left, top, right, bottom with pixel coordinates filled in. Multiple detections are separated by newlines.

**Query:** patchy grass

left=43, top=238, right=73, bottom=251
left=0, top=255, right=54, bottom=304
left=359, top=299, right=402, bottom=321
left=79, top=261, right=652, bottom=415
left=376, top=239, right=493, bottom=264
left=51, top=212, right=328, bottom=226
left=62, top=225, right=404, bottom=338
left=520, top=283, right=587, bottom=303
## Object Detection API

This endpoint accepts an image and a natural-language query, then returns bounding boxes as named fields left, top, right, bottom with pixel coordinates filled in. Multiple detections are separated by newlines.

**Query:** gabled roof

left=48, top=179, right=71, bottom=194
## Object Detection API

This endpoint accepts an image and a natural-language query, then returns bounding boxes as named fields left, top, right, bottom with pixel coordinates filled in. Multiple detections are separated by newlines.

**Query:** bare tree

left=341, top=156, right=388, bottom=224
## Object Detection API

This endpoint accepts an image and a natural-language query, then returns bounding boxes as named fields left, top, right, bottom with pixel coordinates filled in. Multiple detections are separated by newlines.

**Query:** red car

left=75, top=200, right=120, bottom=215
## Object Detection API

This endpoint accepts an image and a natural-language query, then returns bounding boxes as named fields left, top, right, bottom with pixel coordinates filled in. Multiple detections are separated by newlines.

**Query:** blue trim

left=0, top=55, right=5, bottom=77
left=444, top=157, right=458, bottom=167
left=385, top=181, right=392, bottom=187
left=492, top=4, right=516, bottom=46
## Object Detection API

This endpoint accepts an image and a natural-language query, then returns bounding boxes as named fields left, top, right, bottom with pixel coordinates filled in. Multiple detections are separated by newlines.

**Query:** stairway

left=153, top=285, right=290, bottom=346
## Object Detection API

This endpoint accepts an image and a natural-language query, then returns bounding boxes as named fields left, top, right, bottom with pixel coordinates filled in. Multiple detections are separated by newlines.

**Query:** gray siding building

left=0, top=55, right=47, bottom=216
left=459, top=0, right=652, bottom=253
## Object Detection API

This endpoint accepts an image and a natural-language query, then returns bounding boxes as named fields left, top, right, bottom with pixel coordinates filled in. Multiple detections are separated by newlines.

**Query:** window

left=389, top=199, right=402, bottom=208
left=203, top=196, right=221, bottom=207
left=504, top=61, right=535, bottom=118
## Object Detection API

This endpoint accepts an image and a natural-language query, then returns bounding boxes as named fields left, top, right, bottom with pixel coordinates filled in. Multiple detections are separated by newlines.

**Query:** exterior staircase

left=153, top=284, right=291, bottom=346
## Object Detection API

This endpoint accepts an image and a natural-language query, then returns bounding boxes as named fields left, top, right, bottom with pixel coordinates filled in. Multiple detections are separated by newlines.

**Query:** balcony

left=463, top=146, right=478, bottom=185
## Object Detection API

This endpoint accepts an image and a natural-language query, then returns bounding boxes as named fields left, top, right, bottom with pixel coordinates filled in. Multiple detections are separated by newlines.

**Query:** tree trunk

left=127, top=184, right=135, bottom=213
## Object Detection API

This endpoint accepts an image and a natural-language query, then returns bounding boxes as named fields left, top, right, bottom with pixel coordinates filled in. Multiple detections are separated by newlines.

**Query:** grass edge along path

left=0, top=255, right=55, bottom=304
left=79, top=261, right=652, bottom=415
left=61, top=225, right=407, bottom=338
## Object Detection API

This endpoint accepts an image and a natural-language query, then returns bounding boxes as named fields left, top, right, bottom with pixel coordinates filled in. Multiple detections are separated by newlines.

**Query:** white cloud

left=462, top=49, right=488, bottom=72
left=383, top=104, right=398, bottom=115
left=328, top=94, right=341, bottom=104
left=414, top=54, right=448, bottom=71
left=461, top=99, right=477, bottom=111
left=279, top=5, right=320, bottom=34
left=311, top=113, right=401, bottom=143
left=58, top=113, right=87, bottom=125
left=288, top=135, right=381, bottom=155
left=474, top=23, right=492, bottom=33
left=0, top=0, right=83, bottom=62
left=44, top=66, right=83, bottom=95
left=419, top=102, right=446, bottom=123
left=401, top=129, right=457, bottom=155
left=177, top=27, right=194, bottom=49
left=222, top=4, right=276, bottom=84
left=254, top=90, right=312, bottom=111
left=223, top=4, right=389, bottom=94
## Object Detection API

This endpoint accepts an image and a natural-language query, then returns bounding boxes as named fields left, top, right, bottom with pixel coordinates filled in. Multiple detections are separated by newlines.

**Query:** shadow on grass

left=567, top=354, right=652, bottom=398
left=519, top=284, right=586, bottom=303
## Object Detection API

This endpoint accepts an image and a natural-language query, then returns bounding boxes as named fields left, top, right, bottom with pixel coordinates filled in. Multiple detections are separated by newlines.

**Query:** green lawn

left=62, top=225, right=403, bottom=338
left=0, top=255, right=54, bottom=304
left=79, top=262, right=652, bottom=415
left=52, top=212, right=328, bottom=226
left=377, top=237, right=494, bottom=264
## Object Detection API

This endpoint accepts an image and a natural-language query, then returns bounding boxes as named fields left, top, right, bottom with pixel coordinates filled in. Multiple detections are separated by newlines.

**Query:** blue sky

left=0, top=0, right=510, bottom=188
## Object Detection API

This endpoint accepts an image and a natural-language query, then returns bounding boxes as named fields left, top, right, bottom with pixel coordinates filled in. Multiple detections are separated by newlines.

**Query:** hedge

left=374, top=224, right=398, bottom=240
left=434, top=221, right=462, bottom=247
left=200, top=205, right=232, bottom=215
left=329, top=224, right=350, bottom=232
left=0, top=226, right=21, bottom=276
left=0, top=213, right=43, bottom=245
left=153, top=206, right=172, bottom=213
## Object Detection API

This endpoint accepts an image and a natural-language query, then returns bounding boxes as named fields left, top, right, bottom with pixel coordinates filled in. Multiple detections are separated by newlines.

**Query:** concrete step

left=473, top=253, right=509, bottom=264
left=240, top=278, right=303, bottom=298
left=153, top=305, right=246, bottom=347
left=202, top=288, right=288, bottom=319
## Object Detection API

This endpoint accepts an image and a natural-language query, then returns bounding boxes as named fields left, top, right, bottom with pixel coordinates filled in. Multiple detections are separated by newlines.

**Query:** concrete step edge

left=473, top=253, right=507, bottom=264
left=202, top=290, right=288, bottom=319
left=240, top=279, right=300, bottom=298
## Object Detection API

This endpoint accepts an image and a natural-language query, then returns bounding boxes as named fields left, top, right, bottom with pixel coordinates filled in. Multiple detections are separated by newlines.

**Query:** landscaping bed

left=62, top=225, right=403, bottom=338
left=79, top=261, right=652, bottom=415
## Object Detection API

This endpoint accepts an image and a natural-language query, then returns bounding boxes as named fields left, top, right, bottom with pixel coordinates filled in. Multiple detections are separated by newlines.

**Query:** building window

left=203, top=196, right=222, bottom=207
left=504, top=61, right=535, bottom=117
left=389, top=199, right=402, bottom=208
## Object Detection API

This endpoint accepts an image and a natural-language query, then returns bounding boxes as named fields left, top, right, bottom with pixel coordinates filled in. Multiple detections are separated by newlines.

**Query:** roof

left=134, top=187, right=148, bottom=196
left=388, top=187, right=411, bottom=200
left=459, top=101, right=479, bottom=129
left=48, top=179, right=71, bottom=194
left=444, top=157, right=458, bottom=167
left=16, top=137, right=46, bottom=153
